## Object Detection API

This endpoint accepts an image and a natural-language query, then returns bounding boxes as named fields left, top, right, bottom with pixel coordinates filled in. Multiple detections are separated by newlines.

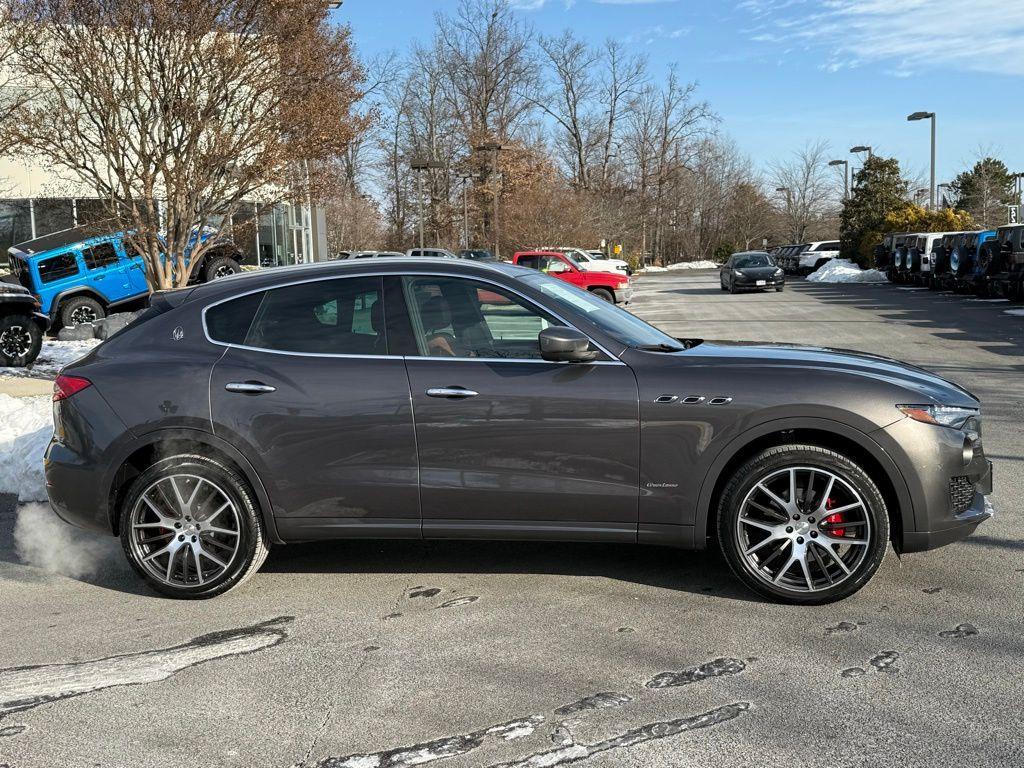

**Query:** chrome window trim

left=200, top=269, right=623, bottom=364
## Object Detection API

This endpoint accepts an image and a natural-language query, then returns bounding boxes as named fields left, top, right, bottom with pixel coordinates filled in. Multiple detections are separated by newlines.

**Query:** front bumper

left=617, top=283, right=633, bottom=303
left=735, top=276, right=784, bottom=289
left=876, top=416, right=993, bottom=553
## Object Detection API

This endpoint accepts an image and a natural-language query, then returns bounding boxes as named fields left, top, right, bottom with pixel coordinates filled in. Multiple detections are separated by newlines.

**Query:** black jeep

left=0, top=276, right=47, bottom=367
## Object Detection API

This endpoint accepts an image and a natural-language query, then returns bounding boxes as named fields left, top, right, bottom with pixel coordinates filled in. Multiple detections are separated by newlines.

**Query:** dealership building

left=0, top=155, right=330, bottom=268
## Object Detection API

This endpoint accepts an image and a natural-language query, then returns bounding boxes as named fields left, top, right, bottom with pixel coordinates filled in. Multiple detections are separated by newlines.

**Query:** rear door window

left=244, top=277, right=386, bottom=355
left=83, top=242, right=120, bottom=270
left=37, top=252, right=80, bottom=283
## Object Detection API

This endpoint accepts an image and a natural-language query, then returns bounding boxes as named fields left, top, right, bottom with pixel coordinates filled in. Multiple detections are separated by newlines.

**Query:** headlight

left=734, top=270, right=745, bottom=277
left=775, top=268, right=783, bottom=275
left=897, top=404, right=979, bottom=430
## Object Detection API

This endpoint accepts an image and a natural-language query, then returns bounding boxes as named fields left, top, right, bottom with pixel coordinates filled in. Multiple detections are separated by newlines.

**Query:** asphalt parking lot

left=2, top=271, right=1023, bottom=768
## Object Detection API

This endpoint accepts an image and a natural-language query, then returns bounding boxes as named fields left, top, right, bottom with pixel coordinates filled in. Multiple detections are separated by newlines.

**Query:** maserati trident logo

left=172, top=326, right=185, bottom=341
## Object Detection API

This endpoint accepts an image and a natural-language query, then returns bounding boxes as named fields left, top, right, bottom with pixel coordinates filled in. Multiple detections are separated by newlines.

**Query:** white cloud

left=741, top=0, right=1024, bottom=77
left=625, top=24, right=691, bottom=44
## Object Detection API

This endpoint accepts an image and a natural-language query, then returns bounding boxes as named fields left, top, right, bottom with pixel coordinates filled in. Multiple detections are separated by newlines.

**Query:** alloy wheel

left=0, top=325, right=32, bottom=359
left=127, top=474, right=241, bottom=588
left=734, top=466, right=872, bottom=593
left=214, top=264, right=236, bottom=278
left=71, top=305, right=98, bottom=324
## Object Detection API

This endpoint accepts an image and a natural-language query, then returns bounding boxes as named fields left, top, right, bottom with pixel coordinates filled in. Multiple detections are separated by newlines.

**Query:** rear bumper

left=45, top=440, right=110, bottom=534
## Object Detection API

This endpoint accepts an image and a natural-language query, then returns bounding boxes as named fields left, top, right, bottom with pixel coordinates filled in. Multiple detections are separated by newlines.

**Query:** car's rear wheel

left=60, top=295, right=105, bottom=327
left=204, top=255, right=241, bottom=282
left=590, top=287, right=615, bottom=303
left=0, top=314, right=43, bottom=367
left=119, top=454, right=269, bottom=599
left=717, top=445, right=889, bottom=604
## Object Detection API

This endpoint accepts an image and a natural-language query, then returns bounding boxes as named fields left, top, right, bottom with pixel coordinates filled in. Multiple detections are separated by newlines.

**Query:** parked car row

left=333, top=248, right=498, bottom=261
left=774, top=241, right=841, bottom=275
left=875, top=224, right=1024, bottom=298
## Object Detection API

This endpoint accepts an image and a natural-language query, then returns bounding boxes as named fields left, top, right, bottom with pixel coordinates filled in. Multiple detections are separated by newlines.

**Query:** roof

left=184, top=257, right=530, bottom=303
left=9, top=224, right=118, bottom=257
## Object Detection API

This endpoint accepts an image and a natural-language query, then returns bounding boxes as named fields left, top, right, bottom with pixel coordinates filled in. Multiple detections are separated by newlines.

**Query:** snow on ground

left=0, top=338, right=100, bottom=379
left=1005, top=308, right=1024, bottom=317
left=805, top=259, right=888, bottom=284
left=640, top=260, right=719, bottom=273
left=0, top=394, right=52, bottom=502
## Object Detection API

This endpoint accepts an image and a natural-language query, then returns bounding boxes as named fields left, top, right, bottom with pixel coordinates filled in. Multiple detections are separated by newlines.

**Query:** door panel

left=407, top=359, right=640, bottom=529
left=207, top=275, right=419, bottom=540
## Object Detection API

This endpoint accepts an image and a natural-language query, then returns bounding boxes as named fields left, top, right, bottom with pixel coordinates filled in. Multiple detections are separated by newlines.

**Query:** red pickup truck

left=512, top=250, right=632, bottom=304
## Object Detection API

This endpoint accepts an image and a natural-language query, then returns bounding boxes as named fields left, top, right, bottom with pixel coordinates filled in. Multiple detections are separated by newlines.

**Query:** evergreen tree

left=839, top=155, right=908, bottom=267
left=948, top=157, right=1016, bottom=227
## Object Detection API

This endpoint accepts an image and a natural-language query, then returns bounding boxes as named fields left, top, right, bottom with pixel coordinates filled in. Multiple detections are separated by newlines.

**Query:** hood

left=733, top=266, right=779, bottom=277
left=682, top=340, right=977, bottom=406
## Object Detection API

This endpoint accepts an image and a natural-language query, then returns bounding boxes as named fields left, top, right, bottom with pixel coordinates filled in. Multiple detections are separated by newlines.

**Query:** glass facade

left=0, top=197, right=316, bottom=268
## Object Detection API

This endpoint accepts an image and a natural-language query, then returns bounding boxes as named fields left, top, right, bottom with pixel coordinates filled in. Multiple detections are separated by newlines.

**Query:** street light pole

left=829, top=159, right=849, bottom=200
left=907, top=111, right=937, bottom=209
left=461, top=174, right=472, bottom=250
left=475, top=142, right=504, bottom=260
left=410, top=157, right=444, bottom=250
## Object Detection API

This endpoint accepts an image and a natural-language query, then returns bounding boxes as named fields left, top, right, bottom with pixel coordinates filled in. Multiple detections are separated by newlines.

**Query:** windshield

left=520, top=272, right=683, bottom=350
left=734, top=254, right=773, bottom=268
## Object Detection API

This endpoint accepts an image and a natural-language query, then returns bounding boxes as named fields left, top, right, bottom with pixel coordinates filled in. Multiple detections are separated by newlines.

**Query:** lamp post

left=461, top=173, right=473, bottom=250
left=829, top=159, right=849, bottom=200
left=907, top=111, right=937, bottom=210
left=474, top=142, right=504, bottom=260
left=410, top=157, right=444, bottom=250
left=849, top=146, right=872, bottom=187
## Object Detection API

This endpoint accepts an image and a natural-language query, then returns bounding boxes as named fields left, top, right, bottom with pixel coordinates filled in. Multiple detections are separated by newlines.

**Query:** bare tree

left=534, top=30, right=599, bottom=189
left=0, top=3, right=30, bottom=157
left=770, top=140, right=836, bottom=243
left=8, top=0, right=365, bottom=289
left=596, top=40, right=646, bottom=189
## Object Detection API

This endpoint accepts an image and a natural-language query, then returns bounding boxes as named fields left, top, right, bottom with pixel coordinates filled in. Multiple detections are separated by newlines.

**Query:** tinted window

left=402, top=276, right=560, bottom=360
left=37, top=252, right=80, bottom=283
left=246, top=277, right=385, bottom=355
left=84, top=242, right=120, bottom=270
left=206, top=291, right=264, bottom=344
left=734, top=254, right=772, bottom=268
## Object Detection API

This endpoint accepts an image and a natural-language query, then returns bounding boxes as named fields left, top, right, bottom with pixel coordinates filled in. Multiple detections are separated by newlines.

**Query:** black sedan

left=46, top=258, right=992, bottom=603
left=721, top=251, right=785, bottom=293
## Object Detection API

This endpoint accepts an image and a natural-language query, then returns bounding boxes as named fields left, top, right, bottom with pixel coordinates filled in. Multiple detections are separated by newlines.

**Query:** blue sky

left=335, top=0, right=1024, bottom=185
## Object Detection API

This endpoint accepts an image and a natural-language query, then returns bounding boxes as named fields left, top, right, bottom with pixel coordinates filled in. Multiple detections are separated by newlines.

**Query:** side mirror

left=539, top=326, right=599, bottom=363
left=547, top=261, right=570, bottom=274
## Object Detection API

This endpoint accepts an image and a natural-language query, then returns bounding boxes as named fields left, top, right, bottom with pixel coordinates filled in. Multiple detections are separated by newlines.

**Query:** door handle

left=425, top=387, right=479, bottom=399
left=225, top=381, right=276, bottom=394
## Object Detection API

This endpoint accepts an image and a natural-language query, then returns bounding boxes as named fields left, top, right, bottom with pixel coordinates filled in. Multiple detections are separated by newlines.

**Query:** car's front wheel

left=590, top=287, right=615, bottom=303
left=0, top=314, right=43, bottom=367
left=717, top=445, right=889, bottom=604
left=119, top=453, right=269, bottom=599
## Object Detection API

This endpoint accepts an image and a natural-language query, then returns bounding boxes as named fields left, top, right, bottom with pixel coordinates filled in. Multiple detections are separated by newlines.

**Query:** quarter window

left=37, top=252, right=80, bottom=283
left=206, top=291, right=264, bottom=345
left=245, top=277, right=386, bottom=355
left=402, top=276, right=561, bottom=360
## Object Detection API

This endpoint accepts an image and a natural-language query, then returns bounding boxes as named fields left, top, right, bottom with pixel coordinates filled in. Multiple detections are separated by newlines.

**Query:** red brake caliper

left=823, top=497, right=846, bottom=537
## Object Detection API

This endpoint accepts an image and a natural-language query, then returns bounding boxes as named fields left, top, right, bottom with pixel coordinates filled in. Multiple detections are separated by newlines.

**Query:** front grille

left=949, top=476, right=975, bottom=514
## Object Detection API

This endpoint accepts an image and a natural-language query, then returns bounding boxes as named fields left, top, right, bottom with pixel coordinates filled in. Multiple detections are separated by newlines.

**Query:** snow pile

left=0, top=338, right=100, bottom=379
left=806, top=259, right=888, bottom=284
left=1005, top=308, right=1024, bottom=317
left=641, top=260, right=720, bottom=273
left=0, top=394, right=53, bottom=501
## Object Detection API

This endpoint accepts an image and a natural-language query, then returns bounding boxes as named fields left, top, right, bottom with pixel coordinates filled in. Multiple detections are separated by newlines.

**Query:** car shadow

left=259, top=537, right=766, bottom=604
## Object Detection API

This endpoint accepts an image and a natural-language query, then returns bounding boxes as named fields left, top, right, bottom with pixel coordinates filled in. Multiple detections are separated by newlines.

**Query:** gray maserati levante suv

left=45, top=259, right=993, bottom=602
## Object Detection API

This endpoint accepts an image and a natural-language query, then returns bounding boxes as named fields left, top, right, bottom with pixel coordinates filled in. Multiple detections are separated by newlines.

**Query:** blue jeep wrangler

left=6, top=226, right=243, bottom=328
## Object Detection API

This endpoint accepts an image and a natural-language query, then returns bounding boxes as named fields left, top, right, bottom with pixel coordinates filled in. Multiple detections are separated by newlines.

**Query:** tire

left=590, top=287, right=615, bottom=303
left=119, top=453, right=269, bottom=599
left=775, top=286, right=784, bottom=292
left=729, top=283, right=738, bottom=294
left=0, top=313, right=43, bottom=367
left=203, top=255, right=241, bottom=282
left=716, top=444, right=889, bottom=604
left=60, top=295, right=105, bottom=327
left=720, top=279, right=728, bottom=291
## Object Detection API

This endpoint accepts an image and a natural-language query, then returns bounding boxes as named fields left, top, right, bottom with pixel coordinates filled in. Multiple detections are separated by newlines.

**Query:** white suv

left=406, top=248, right=459, bottom=259
left=795, top=241, right=841, bottom=275
left=548, top=247, right=631, bottom=276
